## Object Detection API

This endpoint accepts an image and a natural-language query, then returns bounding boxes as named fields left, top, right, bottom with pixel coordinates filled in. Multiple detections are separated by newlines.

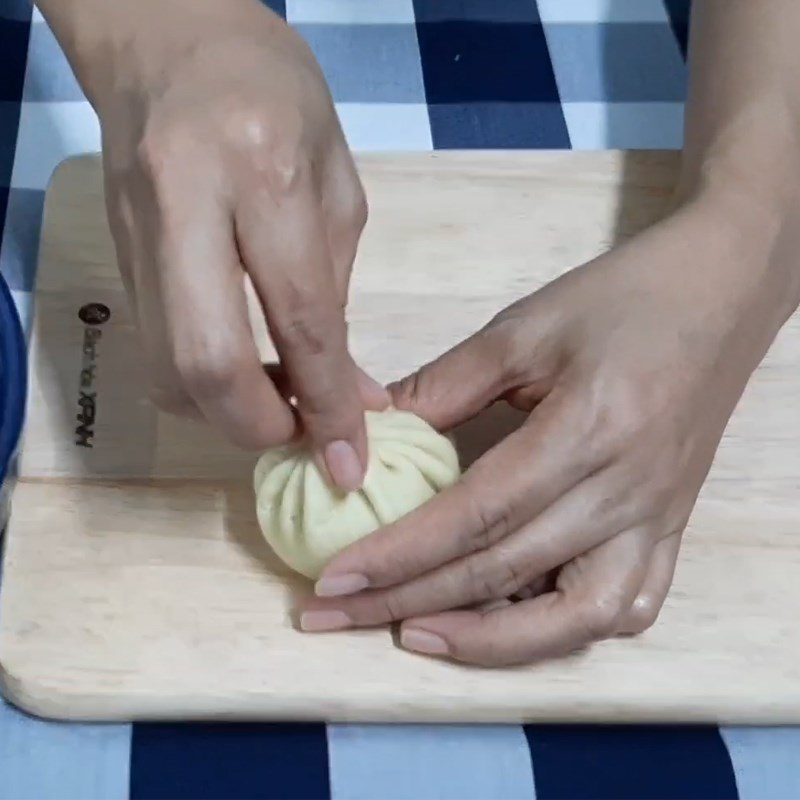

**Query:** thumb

left=389, top=323, right=515, bottom=431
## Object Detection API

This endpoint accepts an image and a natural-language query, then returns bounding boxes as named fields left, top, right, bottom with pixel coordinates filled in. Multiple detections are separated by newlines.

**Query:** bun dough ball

left=253, top=409, right=460, bottom=579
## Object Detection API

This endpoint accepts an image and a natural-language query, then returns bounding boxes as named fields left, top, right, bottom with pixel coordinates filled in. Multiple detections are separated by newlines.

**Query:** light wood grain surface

left=3, top=151, right=800, bottom=723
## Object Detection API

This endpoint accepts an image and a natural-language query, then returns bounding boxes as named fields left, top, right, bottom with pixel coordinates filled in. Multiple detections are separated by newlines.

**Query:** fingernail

left=400, top=628, right=449, bottom=656
left=325, top=440, right=364, bottom=492
left=300, top=610, right=352, bottom=632
left=315, top=573, right=369, bottom=597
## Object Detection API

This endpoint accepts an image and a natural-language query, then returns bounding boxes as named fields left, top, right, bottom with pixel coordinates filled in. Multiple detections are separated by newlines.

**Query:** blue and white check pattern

left=2, top=1, right=799, bottom=798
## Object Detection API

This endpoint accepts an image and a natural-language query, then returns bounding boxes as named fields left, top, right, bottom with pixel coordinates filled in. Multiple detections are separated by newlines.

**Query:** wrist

left=676, top=98, right=800, bottom=265
left=670, top=174, right=800, bottom=350
left=36, top=0, right=283, bottom=112
left=677, top=164, right=794, bottom=251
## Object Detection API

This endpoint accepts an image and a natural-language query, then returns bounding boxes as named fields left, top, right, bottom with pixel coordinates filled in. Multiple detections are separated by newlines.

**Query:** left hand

left=299, top=196, right=796, bottom=666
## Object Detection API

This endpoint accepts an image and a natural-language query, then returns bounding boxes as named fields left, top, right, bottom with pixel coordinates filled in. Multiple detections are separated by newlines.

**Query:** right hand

left=86, top=0, right=383, bottom=488
left=303, top=200, right=792, bottom=665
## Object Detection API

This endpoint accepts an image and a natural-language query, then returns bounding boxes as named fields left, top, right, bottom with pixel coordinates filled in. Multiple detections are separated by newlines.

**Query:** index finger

left=236, top=167, right=367, bottom=490
left=315, top=390, right=601, bottom=597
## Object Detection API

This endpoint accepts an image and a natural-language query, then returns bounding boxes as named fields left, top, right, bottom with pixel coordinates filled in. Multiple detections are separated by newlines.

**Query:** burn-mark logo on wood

left=75, top=303, right=111, bottom=447
left=78, top=302, right=110, bottom=326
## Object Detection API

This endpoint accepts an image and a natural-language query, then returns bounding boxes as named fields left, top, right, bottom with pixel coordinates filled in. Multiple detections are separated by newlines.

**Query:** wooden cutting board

left=2, top=151, right=800, bottom=723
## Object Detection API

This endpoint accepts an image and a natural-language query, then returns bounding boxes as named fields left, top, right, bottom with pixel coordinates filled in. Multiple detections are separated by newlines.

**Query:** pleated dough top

left=253, top=410, right=461, bottom=579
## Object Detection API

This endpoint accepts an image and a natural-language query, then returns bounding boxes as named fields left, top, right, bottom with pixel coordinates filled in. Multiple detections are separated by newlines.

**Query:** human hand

left=300, top=198, right=797, bottom=665
left=88, top=0, right=380, bottom=487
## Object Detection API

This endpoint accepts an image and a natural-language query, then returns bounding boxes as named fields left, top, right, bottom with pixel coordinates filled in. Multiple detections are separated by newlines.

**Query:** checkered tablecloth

left=2, top=1, right=799, bottom=798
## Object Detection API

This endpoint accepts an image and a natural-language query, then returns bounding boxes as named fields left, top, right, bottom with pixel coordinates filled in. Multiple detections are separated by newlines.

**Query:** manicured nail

left=300, top=610, right=352, bottom=632
left=315, top=573, right=369, bottom=598
left=400, top=628, right=449, bottom=656
left=325, top=440, right=364, bottom=492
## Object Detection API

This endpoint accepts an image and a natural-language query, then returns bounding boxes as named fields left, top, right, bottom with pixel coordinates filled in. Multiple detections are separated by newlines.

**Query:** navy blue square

left=415, top=17, right=561, bottom=103
left=0, top=18, right=30, bottom=102
left=130, top=723, right=330, bottom=800
left=663, top=0, right=692, bottom=25
left=414, top=0, right=540, bottom=23
left=0, top=102, right=22, bottom=189
left=526, top=725, right=738, bottom=800
left=258, top=0, right=286, bottom=18
left=429, top=101, right=569, bottom=149
left=0, top=0, right=32, bottom=21
left=0, top=187, right=8, bottom=250
left=664, top=0, right=691, bottom=58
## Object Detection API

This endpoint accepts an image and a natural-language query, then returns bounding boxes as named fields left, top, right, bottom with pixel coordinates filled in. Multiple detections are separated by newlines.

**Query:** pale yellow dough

left=253, top=409, right=461, bottom=579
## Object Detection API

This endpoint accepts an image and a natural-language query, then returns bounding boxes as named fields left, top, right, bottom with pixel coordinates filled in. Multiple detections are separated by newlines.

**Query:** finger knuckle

left=148, top=385, right=194, bottom=417
left=390, top=371, right=423, bottom=410
left=225, top=104, right=274, bottom=148
left=280, top=308, right=330, bottom=359
left=223, top=100, right=280, bottom=152
left=326, top=188, right=368, bottom=273
left=462, top=558, right=496, bottom=601
left=173, top=348, right=238, bottom=400
left=480, top=312, right=526, bottom=386
left=380, top=592, right=408, bottom=623
left=464, top=553, right=524, bottom=601
left=624, top=595, right=662, bottom=634
left=136, top=126, right=184, bottom=180
left=350, top=188, right=369, bottom=232
left=464, top=488, right=513, bottom=551
left=576, top=592, right=627, bottom=640
left=269, top=136, right=310, bottom=193
left=270, top=143, right=312, bottom=195
left=482, top=295, right=558, bottom=389
left=492, top=558, right=527, bottom=599
left=583, top=379, right=654, bottom=460
left=223, top=101, right=311, bottom=193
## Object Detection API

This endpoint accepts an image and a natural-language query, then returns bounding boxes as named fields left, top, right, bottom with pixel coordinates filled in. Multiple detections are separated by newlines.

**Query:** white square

left=537, top=0, right=669, bottom=23
left=562, top=102, right=684, bottom=149
left=11, top=101, right=101, bottom=191
left=286, top=0, right=416, bottom=24
left=336, top=103, right=432, bottom=151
